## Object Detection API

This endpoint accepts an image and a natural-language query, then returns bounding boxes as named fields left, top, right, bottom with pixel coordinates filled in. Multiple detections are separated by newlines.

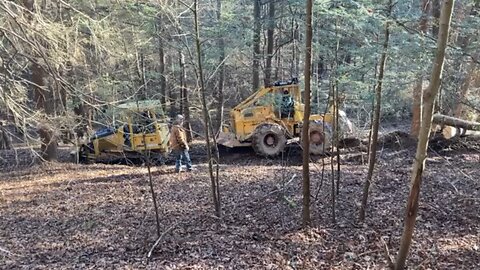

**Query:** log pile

left=432, top=114, right=480, bottom=140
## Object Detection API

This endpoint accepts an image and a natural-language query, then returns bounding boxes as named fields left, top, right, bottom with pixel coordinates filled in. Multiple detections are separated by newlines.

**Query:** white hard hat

left=175, top=114, right=184, bottom=122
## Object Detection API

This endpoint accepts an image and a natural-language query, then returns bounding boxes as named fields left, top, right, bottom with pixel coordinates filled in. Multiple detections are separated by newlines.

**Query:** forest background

left=1, top=0, right=479, bottom=149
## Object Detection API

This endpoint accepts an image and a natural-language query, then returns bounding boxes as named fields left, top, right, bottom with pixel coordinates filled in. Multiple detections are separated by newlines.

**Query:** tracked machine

left=76, top=100, right=170, bottom=164
left=216, top=78, right=353, bottom=157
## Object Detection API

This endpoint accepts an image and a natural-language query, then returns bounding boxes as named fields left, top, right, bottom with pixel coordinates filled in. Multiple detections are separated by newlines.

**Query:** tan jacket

left=169, top=124, right=188, bottom=151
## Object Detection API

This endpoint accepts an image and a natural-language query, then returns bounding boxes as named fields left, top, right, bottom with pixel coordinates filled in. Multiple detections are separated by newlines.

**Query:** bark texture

left=193, top=0, right=221, bottom=217
left=395, top=1, right=455, bottom=269
left=411, top=0, right=431, bottom=137
left=301, top=0, right=313, bottom=227
left=264, top=0, right=275, bottom=86
left=252, top=0, right=261, bottom=91
left=157, top=14, right=167, bottom=112
left=26, top=0, right=57, bottom=161
left=179, top=51, right=193, bottom=142
left=359, top=1, right=391, bottom=221
left=215, top=0, right=226, bottom=134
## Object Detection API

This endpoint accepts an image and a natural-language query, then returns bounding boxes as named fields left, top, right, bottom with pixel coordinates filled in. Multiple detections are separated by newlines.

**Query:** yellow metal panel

left=322, top=113, right=334, bottom=125
left=93, top=139, right=100, bottom=156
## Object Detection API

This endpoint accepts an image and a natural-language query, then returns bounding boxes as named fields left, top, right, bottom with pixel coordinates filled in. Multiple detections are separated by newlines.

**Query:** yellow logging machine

left=216, top=78, right=353, bottom=157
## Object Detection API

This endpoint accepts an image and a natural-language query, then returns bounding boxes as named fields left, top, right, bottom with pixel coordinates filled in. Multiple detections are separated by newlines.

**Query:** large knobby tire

left=252, top=123, right=287, bottom=157
left=302, top=121, right=332, bottom=155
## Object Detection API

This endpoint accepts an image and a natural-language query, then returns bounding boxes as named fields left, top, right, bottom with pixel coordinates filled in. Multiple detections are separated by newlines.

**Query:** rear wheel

left=301, top=121, right=332, bottom=155
left=252, top=123, right=287, bottom=157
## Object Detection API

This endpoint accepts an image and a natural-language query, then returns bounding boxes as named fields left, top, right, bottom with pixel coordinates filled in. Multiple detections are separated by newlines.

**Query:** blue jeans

left=174, top=149, right=192, bottom=172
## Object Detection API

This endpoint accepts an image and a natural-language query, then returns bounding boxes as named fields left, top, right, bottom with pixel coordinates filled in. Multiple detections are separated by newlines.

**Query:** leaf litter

left=0, top=138, right=479, bottom=269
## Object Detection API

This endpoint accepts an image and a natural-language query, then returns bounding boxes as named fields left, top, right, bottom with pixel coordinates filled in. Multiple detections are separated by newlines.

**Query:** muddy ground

left=0, top=134, right=479, bottom=269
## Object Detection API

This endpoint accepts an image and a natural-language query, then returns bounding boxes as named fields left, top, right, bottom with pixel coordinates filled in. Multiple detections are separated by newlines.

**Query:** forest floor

left=0, top=129, right=479, bottom=269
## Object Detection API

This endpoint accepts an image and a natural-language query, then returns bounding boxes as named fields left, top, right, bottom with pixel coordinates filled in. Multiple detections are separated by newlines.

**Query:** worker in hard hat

left=169, top=114, right=193, bottom=173
left=281, top=89, right=294, bottom=118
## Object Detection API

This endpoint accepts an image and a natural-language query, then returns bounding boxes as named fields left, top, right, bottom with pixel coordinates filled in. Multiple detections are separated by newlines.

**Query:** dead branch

left=381, top=236, right=394, bottom=269
left=147, top=222, right=180, bottom=259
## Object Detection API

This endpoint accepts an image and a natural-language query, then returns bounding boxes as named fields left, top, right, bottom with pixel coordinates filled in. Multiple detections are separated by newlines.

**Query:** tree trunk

left=157, top=14, right=167, bottom=112
left=411, top=77, right=424, bottom=137
left=292, top=19, right=300, bottom=76
left=32, top=63, right=46, bottom=111
left=193, top=0, right=221, bottom=217
left=453, top=55, right=478, bottom=118
left=395, top=1, right=455, bottom=269
left=38, top=125, right=58, bottom=160
left=291, top=18, right=296, bottom=76
left=0, top=123, right=12, bottom=150
left=359, top=0, right=392, bottom=222
left=275, top=38, right=281, bottom=80
left=301, top=0, right=313, bottom=227
left=167, top=55, right=179, bottom=117
left=431, top=0, right=442, bottom=37
left=264, top=0, right=275, bottom=86
left=179, top=51, right=193, bottom=142
left=330, top=19, right=340, bottom=224
left=31, top=60, right=57, bottom=161
left=215, top=0, right=225, bottom=134
left=411, top=0, right=431, bottom=137
left=252, top=0, right=261, bottom=91
left=138, top=52, right=148, bottom=99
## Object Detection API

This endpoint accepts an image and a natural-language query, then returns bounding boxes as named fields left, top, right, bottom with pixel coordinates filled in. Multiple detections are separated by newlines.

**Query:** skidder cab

left=217, top=78, right=353, bottom=157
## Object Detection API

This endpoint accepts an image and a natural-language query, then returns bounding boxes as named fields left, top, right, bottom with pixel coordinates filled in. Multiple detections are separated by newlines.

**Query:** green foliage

left=1, top=0, right=479, bottom=128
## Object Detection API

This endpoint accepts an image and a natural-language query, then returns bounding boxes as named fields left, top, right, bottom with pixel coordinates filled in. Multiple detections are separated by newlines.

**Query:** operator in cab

left=281, top=89, right=294, bottom=118
left=169, top=114, right=193, bottom=173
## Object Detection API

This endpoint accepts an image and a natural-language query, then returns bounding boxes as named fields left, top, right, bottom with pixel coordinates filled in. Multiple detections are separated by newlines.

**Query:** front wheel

left=251, top=123, right=287, bottom=157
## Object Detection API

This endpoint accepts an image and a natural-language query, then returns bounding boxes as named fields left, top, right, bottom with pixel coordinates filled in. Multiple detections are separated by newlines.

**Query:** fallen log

left=432, top=114, right=480, bottom=131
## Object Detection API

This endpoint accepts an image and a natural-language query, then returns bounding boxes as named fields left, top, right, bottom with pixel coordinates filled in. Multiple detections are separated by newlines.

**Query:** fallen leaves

left=0, top=140, right=479, bottom=269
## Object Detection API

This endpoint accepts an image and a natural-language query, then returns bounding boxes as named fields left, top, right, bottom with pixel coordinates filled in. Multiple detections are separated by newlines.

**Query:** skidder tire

left=302, top=121, right=332, bottom=155
left=252, top=123, right=287, bottom=157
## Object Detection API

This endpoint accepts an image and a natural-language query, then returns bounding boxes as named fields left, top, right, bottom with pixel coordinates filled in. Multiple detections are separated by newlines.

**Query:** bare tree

left=431, top=0, right=442, bottom=37
left=359, top=0, right=392, bottom=222
left=411, top=0, right=431, bottom=137
left=179, top=51, right=193, bottom=142
left=395, top=1, right=455, bottom=269
left=264, top=0, right=275, bottom=86
left=156, top=14, right=167, bottom=113
left=215, top=0, right=226, bottom=134
left=23, top=0, right=57, bottom=161
left=0, top=122, right=12, bottom=150
left=252, top=0, right=261, bottom=91
left=193, top=0, right=221, bottom=217
left=301, top=0, right=313, bottom=227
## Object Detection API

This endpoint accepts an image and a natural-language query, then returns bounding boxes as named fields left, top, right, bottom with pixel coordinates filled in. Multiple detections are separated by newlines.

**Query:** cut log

left=442, top=126, right=465, bottom=139
left=432, top=114, right=480, bottom=131
left=441, top=125, right=480, bottom=139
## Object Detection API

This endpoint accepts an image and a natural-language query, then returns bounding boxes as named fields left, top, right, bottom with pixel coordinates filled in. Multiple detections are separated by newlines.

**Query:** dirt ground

left=0, top=135, right=479, bottom=269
